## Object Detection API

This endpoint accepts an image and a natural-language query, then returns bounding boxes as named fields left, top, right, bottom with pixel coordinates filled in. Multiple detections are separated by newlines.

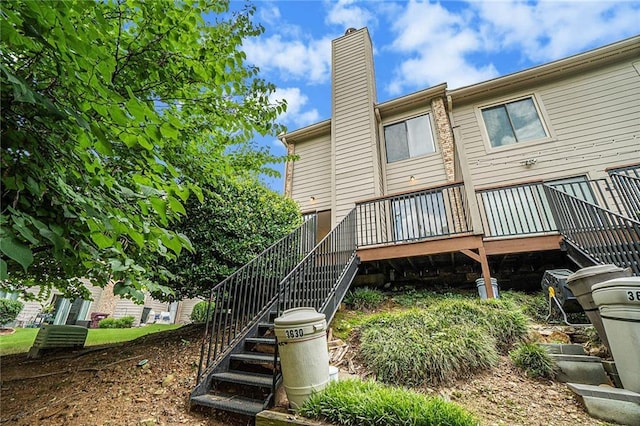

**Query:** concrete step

left=567, top=383, right=640, bottom=425
left=550, top=354, right=610, bottom=385
left=541, top=343, right=586, bottom=355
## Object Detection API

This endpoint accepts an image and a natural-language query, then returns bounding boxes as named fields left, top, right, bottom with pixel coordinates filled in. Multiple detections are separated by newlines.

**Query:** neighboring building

left=281, top=28, right=640, bottom=292
left=2, top=281, right=202, bottom=328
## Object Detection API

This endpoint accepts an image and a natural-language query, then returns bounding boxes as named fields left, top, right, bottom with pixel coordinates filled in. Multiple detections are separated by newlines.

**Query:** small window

left=384, top=114, right=435, bottom=163
left=481, top=97, right=547, bottom=147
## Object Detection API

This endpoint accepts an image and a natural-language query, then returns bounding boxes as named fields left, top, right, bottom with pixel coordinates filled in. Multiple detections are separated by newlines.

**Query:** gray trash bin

left=566, top=265, right=632, bottom=349
left=592, top=277, right=640, bottom=393
left=476, top=277, right=499, bottom=299
left=274, top=307, right=329, bottom=410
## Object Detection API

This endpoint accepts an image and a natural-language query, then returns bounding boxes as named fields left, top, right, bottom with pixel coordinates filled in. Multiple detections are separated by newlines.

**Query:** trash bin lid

left=566, top=264, right=627, bottom=283
left=592, top=277, right=640, bottom=292
left=274, top=307, right=325, bottom=327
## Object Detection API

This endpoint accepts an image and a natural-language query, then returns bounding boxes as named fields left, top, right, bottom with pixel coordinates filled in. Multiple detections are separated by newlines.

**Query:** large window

left=384, top=114, right=435, bottom=163
left=481, top=97, right=547, bottom=147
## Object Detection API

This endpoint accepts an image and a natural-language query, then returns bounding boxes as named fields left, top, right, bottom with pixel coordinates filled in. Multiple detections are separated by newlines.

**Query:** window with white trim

left=481, top=97, right=547, bottom=147
left=384, top=114, right=435, bottom=163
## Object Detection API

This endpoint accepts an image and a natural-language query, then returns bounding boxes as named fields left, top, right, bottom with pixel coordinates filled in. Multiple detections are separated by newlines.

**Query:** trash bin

left=90, top=312, right=109, bottom=328
left=592, top=277, right=640, bottom=393
left=566, top=265, right=632, bottom=349
left=476, top=277, right=499, bottom=299
left=274, top=307, right=329, bottom=410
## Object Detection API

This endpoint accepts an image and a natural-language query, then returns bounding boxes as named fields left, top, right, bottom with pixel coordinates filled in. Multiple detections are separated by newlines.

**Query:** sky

left=228, top=0, right=640, bottom=192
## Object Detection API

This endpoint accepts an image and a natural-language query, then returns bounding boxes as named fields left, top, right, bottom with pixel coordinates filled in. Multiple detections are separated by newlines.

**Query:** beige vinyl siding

left=175, top=297, right=203, bottom=324
left=291, top=133, right=331, bottom=212
left=385, top=154, right=448, bottom=193
left=83, top=282, right=105, bottom=320
left=332, top=29, right=380, bottom=222
left=453, top=60, right=640, bottom=188
left=113, top=298, right=144, bottom=325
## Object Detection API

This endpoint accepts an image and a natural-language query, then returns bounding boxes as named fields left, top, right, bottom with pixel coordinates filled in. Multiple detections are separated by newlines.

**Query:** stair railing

left=609, top=172, right=640, bottom=221
left=195, top=216, right=317, bottom=384
left=544, top=184, right=640, bottom=275
left=276, top=209, right=358, bottom=318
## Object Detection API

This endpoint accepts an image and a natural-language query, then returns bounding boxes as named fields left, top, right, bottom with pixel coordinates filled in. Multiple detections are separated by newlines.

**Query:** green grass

left=0, top=324, right=181, bottom=356
left=510, top=342, right=558, bottom=379
left=300, top=378, right=477, bottom=426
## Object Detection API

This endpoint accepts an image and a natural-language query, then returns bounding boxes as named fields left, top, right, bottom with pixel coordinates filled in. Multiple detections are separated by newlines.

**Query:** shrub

left=0, top=298, right=24, bottom=327
left=510, top=342, right=557, bottom=379
left=190, top=301, right=215, bottom=323
left=98, top=316, right=135, bottom=328
left=299, top=378, right=477, bottom=426
left=343, top=287, right=384, bottom=310
left=360, top=310, right=499, bottom=386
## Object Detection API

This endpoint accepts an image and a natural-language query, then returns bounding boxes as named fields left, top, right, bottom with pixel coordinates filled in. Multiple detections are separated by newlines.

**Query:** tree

left=164, top=177, right=301, bottom=299
left=0, top=1, right=286, bottom=301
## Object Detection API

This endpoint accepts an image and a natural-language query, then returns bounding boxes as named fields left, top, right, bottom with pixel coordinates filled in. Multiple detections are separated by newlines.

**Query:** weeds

left=343, top=287, right=384, bottom=310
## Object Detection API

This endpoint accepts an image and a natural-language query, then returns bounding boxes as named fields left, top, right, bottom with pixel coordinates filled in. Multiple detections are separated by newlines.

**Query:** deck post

left=478, top=246, right=494, bottom=299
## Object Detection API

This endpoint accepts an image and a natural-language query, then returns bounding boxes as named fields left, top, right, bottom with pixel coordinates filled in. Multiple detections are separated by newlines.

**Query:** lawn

left=0, top=324, right=181, bottom=356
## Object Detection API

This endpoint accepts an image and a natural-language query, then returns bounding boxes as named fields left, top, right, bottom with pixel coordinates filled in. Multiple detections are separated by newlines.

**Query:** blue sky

left=230, top=0, right=640, bottom=192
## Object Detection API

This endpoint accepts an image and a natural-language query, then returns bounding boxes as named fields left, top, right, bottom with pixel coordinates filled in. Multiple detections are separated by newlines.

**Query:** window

left=481, top=97, right=547, bottom=147
left=384, top=114, right=435, bottom=163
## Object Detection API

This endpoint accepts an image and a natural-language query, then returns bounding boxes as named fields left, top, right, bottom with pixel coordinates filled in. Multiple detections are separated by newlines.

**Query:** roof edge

left=279, top=119, right=332, bottom=144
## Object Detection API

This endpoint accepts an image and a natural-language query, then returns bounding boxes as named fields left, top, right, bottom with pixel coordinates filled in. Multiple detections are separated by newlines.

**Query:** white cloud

left=270, top=87, right=321, bottom=128
left=325, top=0, right=376, bottom=31
left=243, top=34, right=333, bottom=85
left=472, top=0, right=640, bottom=62
left=257, top=3, right=281, bottom=25
left=385, top=1, right=499, bottom=93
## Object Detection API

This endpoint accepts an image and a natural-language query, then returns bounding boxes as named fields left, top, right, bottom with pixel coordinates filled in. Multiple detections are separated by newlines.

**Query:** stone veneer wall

left=284, top=142, right=294, bottom=197
left=431, top=96, right=456, bottom=182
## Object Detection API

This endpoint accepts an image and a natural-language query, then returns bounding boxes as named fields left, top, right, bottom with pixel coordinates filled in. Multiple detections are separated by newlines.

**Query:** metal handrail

left=544, top=184, right=640, bottom=275
left=195, top=216, right=316, bottom=384
left=355, top=182, right=471, bottom=247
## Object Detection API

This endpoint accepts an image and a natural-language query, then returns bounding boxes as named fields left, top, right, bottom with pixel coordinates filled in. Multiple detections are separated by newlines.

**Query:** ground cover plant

left=510, top=342, right=558, bottom=379
left=343, top=287, right=385, bottom=310
left=299, top=378, right=477, bottom=426
left=357, top=298, right=528, bottom=386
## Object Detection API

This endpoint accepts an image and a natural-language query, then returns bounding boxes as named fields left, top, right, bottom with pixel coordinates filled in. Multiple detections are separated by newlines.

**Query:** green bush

left=299, top=378, right=477, bottom=426
left=190, top=301, right=215, bottom=323
left=510, top=342, right=557, bottom=379
left=98, top=316, right=135, bottom=328
left=343, top=287, right=384, bottom=310
left=0, top=298, right=24, bottom=327
left=360, top=309, right=499, bottom=386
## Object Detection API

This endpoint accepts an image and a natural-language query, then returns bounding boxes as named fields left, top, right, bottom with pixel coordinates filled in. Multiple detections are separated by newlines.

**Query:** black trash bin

left=90, top=312, right=109, bottom=328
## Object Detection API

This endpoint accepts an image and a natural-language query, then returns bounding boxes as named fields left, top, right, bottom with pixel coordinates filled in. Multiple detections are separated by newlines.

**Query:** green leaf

left=167, top=196, right=186, bottom=215
left=150, top=197, right=167, bottom=225
left=160, top=122, right=178, bottom=139
left=0, top=259, right=7, bottom=280
left=0, top=237, right=34, bottom=272
left=91, top=232, right=113, bottom=249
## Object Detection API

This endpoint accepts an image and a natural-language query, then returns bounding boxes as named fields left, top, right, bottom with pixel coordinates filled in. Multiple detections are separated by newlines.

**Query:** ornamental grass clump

left=359, top=310, right=499, bottom=386
left=510, top=342, right=558, bottom=379
left=299, top=378, right=477, bottom=426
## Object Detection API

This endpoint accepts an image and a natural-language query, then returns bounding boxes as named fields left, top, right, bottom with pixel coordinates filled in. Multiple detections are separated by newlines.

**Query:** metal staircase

left=190, top=210, right=359, bottom=417
left=544, top=171, right=640, bottom=275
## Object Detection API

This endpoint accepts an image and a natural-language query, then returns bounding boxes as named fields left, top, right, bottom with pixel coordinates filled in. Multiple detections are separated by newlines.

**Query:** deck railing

left=355, top=182, right=471, bottom=247
left=195, top=216, right=317, bottom=384
left=609, top=172, right=640, bottom=221
left=544, top=184, right=640, bottom=275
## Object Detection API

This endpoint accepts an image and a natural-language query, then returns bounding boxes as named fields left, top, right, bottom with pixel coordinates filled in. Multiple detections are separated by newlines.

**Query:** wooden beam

left=478, top=245, right=494, bottom=299
left=460, top=249, right=480, bottom=263
left=484, top=235, right=562, bottom=255
left=357, top=235, right=483, bottom=262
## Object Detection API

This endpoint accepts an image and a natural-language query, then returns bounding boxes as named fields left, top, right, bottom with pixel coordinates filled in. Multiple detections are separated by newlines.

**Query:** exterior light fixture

left=309, top=196, right=316, bottom=202
left=409, top=176, right=416, bottom=183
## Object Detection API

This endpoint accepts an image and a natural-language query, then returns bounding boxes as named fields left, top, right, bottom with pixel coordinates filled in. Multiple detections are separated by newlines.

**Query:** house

left=2, top=281, right=202, bottom=328
left=280, top=28, right=640, bottom=293
left=190, top=28, right=639, bottom=416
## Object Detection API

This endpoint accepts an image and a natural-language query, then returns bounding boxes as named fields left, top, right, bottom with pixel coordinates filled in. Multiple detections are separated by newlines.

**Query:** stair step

left=230, top=352, right=279, bottom=364
left=191, top=393, right=265, bottom=416
left=567, top=383, right=640, bottom=425
left=246, top=337, right=276, bottom=345
left=550, top=354, right=610, bottom=385
left=541, top=343, right=586, bottom=355
left=211, top=371, right=274, bottom=388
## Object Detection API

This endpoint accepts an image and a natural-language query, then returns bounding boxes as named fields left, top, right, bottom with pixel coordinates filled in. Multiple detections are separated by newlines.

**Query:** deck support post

left=460, top=245, right=494, bottom=299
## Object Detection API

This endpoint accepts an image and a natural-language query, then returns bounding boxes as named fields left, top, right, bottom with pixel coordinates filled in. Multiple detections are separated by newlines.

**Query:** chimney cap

left=345, top=27, right=357, bottom=35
